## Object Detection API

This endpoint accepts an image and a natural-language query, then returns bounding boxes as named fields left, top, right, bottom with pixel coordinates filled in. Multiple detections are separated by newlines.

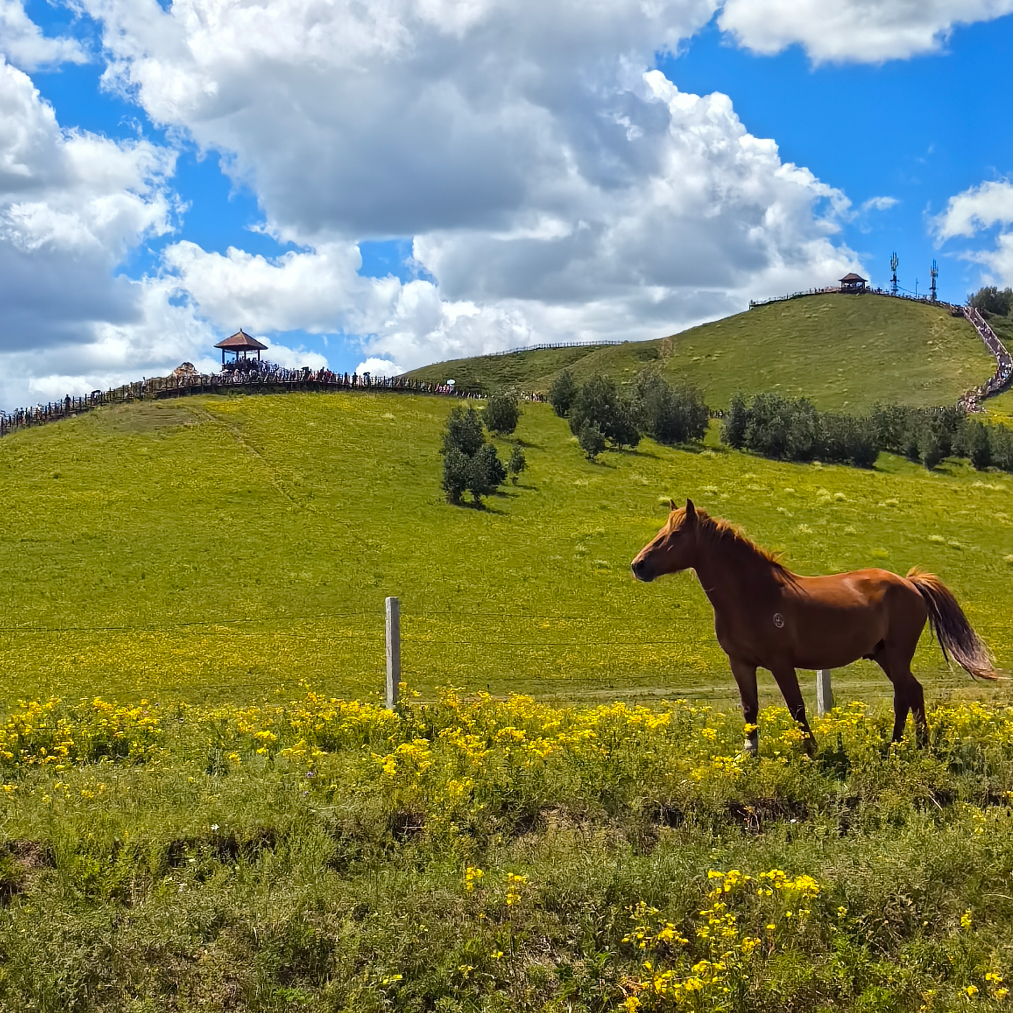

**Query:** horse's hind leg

left=730, top=658, right=759, bottom=755
left=892, top=644, right=929, bottom=747
left=873, top=643, right=927, bottom=746
left=908, top=677, right=928, bottom=747
left=871, top=645, right=908, bottom=741
left=770, top=665, right=816, bottom=754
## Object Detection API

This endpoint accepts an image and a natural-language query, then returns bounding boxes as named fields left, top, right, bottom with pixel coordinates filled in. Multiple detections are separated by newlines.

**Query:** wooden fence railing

left=0, top=367, right=493, bottom=440
left=749, top=286, right=962, bottom=312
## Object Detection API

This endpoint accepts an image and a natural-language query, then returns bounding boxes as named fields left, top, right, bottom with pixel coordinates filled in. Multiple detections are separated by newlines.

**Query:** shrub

left=569, top=375, right=641, bottom=450
left=870, top=403, right=927, bottom=458
left=548, top=370, right=577, bottom=418
left=611, top=403, right=642, bottom=450
left=577, top=421, right=606, bottom=461
left=508, top=446, right=526, bottom=484
left=921, top=431, right=947, bottom=470
left=484, top=393, right=520, bottom=435
left=729, top=394, right=879, bottom=468
left=953, top=420, right=1013, bottom=474
left=631, top=370, right=709, bottom=445
left=742, top=393, right=814, bottom=461
left=846, top=420, right=880, bottom=469
left=820, top=413, right=878, bottom=468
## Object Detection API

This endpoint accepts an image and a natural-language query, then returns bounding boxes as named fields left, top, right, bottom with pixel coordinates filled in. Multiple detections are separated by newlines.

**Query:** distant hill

left=403, top=293, right=995, bottom=412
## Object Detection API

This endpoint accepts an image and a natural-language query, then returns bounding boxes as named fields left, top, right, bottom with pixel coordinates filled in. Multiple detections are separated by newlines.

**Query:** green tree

left=441, top=446, right=471, bottom=504
left=870, top=403, right=917, bottom=454
left=507, top=446, right=526, bottom=484
left=577, top=421, right=606, bottom=461
left=442, top=406, right=485, bottom=456
left=548, top=370, right=577, bottom=418
left=989, top=424, right=1013, bottom=471
left=484, top=393, right=520, bottom=435
left=921, top=432, right=946, bottom=470
left=918, top=407, right=962, bottom=470
left=721, top=394, right=749, bottom=449
left=970, top=286, right=1013, bottom=317
left=440, top=405, right=506, bottom=505
left=467, top=444, right=506, bottom=504
left=569, top=374, right=641, bottom=450
left=964, top=421, right=992, bottom=470
left=631, top=370, right=709, bottom=445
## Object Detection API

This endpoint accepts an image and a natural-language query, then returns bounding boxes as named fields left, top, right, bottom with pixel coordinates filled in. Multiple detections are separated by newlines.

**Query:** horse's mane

left=696, top=510, right=796, bottom=581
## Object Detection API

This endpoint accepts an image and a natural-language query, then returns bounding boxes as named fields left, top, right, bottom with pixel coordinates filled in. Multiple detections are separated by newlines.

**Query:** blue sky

left=2, top=0, right=1013, bottom=405
left=667, top=16, right=1013, bottom=304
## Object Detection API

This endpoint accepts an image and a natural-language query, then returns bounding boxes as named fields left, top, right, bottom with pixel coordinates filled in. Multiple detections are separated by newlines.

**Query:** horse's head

left=630, top=499, right=698, bottom=583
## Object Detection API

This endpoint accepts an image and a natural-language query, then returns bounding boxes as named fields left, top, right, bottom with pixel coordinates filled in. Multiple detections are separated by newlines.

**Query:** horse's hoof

left=742, top=738, right=758, bottom=757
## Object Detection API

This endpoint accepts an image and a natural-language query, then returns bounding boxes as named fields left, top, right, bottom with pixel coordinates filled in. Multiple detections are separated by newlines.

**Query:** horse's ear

left=669, top=498, right=676, bottom=512
left=685, top=498, right=697, bottom=521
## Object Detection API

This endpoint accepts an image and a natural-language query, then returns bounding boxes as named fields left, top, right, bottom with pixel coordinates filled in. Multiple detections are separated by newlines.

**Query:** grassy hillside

left=405, top=294, right=994, bottom=411
left=1, top=390, right=1012, bottom=713
left=4, top=391, right=1013, bottom=1010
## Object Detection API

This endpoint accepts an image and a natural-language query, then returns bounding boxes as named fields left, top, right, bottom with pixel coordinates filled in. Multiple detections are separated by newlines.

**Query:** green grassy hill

left=1, top=389, right=1012, bottom=713
left=5, top=389, right=1013, bottom=1010
left=405, top=293, right=994, bottom=411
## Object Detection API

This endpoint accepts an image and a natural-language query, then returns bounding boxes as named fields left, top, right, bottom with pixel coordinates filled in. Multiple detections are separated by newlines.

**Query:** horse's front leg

left=770, top=665, right=816, bottom=755
left=729, top=658, right=759, bottom=755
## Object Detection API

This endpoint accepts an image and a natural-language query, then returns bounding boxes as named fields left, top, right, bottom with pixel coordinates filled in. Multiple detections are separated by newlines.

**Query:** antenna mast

left=930, top=259, right=938, bottom=303
left=890, top=252, right=899, bottom=296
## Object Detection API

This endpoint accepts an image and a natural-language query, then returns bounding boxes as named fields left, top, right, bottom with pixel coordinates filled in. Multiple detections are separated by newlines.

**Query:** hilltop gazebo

left=839, top=272, right=868, bottom=293
left=214, top=328, right=268, bottom=365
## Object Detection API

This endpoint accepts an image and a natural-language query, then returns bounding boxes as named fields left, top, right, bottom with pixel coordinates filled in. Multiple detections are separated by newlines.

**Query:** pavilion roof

left=214, top=329, right=268, bottom=351
left=840, top=273, right=867, bottom=283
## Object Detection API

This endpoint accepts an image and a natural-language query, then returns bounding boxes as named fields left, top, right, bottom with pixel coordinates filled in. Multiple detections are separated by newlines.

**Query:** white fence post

left=816, top=669, right=833, bottom=716
left=386, top=597, right=401, bottom=710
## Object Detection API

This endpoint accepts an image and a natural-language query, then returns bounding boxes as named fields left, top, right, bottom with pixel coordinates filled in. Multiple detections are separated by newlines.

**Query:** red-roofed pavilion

left=214, top=328, right=268, bottom=364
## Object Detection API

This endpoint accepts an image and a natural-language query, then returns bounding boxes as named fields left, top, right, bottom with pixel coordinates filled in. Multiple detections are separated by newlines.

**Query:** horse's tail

left=906, top=567, right=997, bottom=681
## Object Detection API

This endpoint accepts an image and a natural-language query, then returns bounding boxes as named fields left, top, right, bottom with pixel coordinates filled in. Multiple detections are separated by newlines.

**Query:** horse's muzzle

left=631, top=559, right=653, bottom=582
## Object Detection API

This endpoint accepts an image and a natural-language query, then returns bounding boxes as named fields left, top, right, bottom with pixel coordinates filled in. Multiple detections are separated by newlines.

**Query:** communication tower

left=890, top=252, right=899, bottom=296
left=929, top=260, right=938, bottom=303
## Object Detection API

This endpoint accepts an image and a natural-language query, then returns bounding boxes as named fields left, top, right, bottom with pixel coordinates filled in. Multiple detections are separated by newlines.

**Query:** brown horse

left=631, top=500, right=995, bottom=753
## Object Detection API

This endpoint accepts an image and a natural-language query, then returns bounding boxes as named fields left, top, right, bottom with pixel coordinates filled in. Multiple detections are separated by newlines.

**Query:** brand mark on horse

left=772, top=612, right=785, bottom=628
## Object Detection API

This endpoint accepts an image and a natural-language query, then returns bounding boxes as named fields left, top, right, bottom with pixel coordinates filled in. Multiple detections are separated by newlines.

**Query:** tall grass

left=2, top=690, right=1013, bottom=1010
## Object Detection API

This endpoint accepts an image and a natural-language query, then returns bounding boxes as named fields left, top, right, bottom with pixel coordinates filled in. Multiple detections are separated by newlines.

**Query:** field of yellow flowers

left=2, top=688, right=1013, bottom=1010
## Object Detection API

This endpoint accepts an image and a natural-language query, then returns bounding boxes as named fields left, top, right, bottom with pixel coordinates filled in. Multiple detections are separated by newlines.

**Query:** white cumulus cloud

left=73, top=0, right=862, bottom=374
left=0, top=0, right=87, bottom=70
left=718, top=0, right=1013, bottom=63
left=22, top=0, right=1001, bottom=400
left=934, top=179, right=1013, bottom=239
left=933, top=179, right=1013, bottom=288
left=0, top=56, right=218, bottom=406
left=355, top=357, right=402, bottom=377
left=162, top=240, right=402, bottom=336
left=0, top=56, right=175, bottom=345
